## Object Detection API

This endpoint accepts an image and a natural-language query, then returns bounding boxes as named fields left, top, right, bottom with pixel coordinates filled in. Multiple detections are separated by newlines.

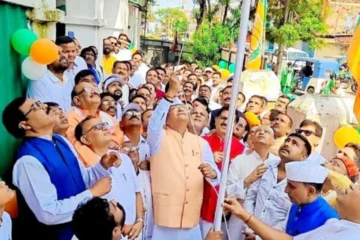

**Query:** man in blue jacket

left=285, top=161, right=339, bottom=236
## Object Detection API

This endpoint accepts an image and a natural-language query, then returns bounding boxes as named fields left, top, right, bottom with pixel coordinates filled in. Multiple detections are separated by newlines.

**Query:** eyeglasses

left=83, top=122, right=109, bottom=135
left=124, top=111, right=141, bottom=117
left=102, top=100, right=116, bottom=106
left=76, top=87, right=99, bottom=96
left=122, top=146, right=139, bottom=152
left=295, top=129, right=317, bottom=137
left=24, top=101, right=42, bottom=118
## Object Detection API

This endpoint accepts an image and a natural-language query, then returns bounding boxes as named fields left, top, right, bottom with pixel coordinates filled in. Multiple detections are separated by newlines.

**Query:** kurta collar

left=297, top=196, right=324, bottom=213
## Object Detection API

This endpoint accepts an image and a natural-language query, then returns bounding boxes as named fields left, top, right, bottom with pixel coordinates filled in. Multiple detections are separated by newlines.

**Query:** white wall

left=64, top=0, right=129, bottom=56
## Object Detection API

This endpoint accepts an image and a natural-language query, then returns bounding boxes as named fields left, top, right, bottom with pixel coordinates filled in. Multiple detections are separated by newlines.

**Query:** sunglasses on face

left=124, top=111, right=141, bottom=117
left=295, top=129, right=316, bottom=137
left=83, top=122, right=109, bottom=135
left=77, top=87, right=99, bottom=95
left=102, top=100, right=116, bottom=106
left=122, top=146, right=139, bottom=152
left=24, top=101, right=43, bottom=118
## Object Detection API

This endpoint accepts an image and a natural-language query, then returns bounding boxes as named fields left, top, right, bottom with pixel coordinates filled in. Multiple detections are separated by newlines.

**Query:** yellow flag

left=247, top=0, right=267, bottom=70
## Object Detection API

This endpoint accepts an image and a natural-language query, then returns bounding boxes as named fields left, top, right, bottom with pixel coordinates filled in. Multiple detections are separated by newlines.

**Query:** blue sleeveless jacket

left=16, top=135, right=86, bottom=240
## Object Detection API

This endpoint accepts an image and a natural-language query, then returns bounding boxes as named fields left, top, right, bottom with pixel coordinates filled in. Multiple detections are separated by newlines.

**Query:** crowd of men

left=0, top=33, right=360, bottom=240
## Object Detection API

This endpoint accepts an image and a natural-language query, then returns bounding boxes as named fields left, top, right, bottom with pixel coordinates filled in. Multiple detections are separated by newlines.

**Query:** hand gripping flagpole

left=213, top=0, right=252, bottom=231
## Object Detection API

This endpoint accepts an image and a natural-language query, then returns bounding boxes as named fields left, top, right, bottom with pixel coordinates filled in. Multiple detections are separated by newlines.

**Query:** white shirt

left=64, top=56, right=88, bottom=85
left=12, top=135, right=110, bottom=225
left=27, top=70, right=73, bottom=113
left=116, top=49, right=132, bottom=61
left=208, top=100, right=222, bottom=111
left=130, top=71, right=146, bottom=89
left=138, top=63, right=150, bottom=80
left=294, top=219, right=360, bottom=240
left=307, top=151, right=326, bottom=165
left=0, top=211, right=11, bottom=240
left=104, top=153, right=141, bottom=225
left=122, top=84, right=130, bottom=106
left=243, top=159, right=290, bottom=233
left=227, top=151, right=279, bottom=199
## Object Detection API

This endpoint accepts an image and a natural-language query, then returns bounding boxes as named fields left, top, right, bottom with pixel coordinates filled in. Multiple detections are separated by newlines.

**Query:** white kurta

left=0, top=211, right=11, bottom=240
left=225, top=151, right=279, bottom=240
left=294, top=219, right=360, bottom=240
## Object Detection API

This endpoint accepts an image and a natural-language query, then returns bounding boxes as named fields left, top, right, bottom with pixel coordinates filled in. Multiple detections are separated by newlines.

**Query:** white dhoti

left=223, top=214, right=246, bottom=240
left=152, top=224, right=202, bottom=240
left=200, top=219, right=213, bottom=239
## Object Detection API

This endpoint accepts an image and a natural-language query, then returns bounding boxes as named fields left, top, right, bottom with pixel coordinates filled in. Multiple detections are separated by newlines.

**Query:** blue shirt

left=286, top=196, right=339, bottom=236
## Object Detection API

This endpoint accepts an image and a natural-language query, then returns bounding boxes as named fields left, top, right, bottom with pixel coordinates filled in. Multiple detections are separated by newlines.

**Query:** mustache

left=225, top=98, right=231, bottom=101
left=107, top=106, right=116, bottom=111
left=129, top=116, right=140, bottom=120
left=280, top=145, right=290, bottom=152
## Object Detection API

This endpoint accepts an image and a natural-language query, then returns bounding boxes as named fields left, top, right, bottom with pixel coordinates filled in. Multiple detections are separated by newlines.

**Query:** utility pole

left=276, top=0, right=290, bottom=74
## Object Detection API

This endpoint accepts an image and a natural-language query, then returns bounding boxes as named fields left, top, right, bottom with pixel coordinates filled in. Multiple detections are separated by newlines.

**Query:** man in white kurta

left=243, top=133, right=312, bottom=240
left=225, top=126, right=279, bottom=240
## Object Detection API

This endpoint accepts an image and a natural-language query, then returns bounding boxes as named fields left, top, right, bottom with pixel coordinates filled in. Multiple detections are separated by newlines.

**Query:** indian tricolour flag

left=247, top=0, right=268, bottom=70
left=348, top=16, right=360, bottom=123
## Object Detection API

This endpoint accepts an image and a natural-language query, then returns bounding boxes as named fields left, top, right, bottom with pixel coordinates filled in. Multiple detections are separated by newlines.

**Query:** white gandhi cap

left=285, top=161, right=328, bottom=184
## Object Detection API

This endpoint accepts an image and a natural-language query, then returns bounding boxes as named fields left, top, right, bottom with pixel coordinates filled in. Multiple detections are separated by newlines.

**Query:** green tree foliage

left=268, top=0, right=328, bottom=49
left=155, top=8, right=189, bottom=38
left=183, top=21, right=232, bottom=67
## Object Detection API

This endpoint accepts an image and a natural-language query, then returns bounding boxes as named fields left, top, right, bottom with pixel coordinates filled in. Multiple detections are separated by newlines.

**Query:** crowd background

left=0, top=31, right=359, bottom=240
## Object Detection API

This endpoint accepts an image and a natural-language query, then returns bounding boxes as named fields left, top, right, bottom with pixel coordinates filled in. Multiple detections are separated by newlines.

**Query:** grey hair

left=255, top=125, right=274, bottom=138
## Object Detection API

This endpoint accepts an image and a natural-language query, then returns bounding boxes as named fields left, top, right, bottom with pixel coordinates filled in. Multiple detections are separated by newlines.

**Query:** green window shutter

left=0, top=3, right=29, bottom=176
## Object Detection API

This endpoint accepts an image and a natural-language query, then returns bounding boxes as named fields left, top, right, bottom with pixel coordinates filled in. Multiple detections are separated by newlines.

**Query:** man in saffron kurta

left=201, top=107, right=244, bottom=237
left=147, top=76, right=220, bottom=240
left=66, top=82, right=123, bottom=166
left=285, top=161, right=339, bottom=236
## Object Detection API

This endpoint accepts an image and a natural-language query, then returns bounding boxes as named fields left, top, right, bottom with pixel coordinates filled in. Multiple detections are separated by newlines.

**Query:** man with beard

left=183, top=81, right=195, bottom=102
left=270, top=113, right=292, bottom=156
left=27, top=45, right=73, bottom=113
left=103, top=74, right=126, bottom=120
left=199, top=85, right=221, bottom=111
left=112, top=61, right=133, bottom=106
left=80, top=46, right=105, bottom=84
left=242, top=133, right=311, bottom=240
left=245, top=95, right=267, bottom=117
left=226, top=126, right=278, bottom=240
left=66, top=82, right=124, bottom=166
left=103, top=38, right=117, bottom=75
left=99, top=93, right=117, bottom=118
left=120, top=103, right=153, bottom=240
left=147, top=76, right=220, bottom=239
left=200, top=107, right=245, bottom=237
left=187, top=106, right=210, bottom=136
left=45, top=102, right=69, bottom=136
left=55, top=36, right=87, bottom=86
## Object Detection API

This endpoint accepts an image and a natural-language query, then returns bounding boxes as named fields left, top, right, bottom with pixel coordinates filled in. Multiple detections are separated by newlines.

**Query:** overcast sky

left=153, top=0, right=194, bottom=10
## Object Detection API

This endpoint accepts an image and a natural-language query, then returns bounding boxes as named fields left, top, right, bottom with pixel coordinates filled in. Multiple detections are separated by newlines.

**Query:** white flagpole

left=213, top=0, right=252, bottom=230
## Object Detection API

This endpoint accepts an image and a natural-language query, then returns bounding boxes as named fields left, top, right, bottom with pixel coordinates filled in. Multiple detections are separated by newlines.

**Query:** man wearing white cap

left=147, top=75, right=220, bottom=240
left=103, top=74, right=126, bottom=120
left=223, top=183, right=360, bottom=240
left=285, top=161, right=339, bottom=236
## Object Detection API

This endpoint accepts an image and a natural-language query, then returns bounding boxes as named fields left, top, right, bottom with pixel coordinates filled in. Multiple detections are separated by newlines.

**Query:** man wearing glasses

left=99, top=93, right=118, bottom=119
left=120, top=103, right=153, bottom=240
left=2, top=97, right=121, bottom=240
left=66, top=81, right=124, bottom=166
left=74, top=116, right=144, bottom=240
left=295, top=119, right=326, bottom=165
